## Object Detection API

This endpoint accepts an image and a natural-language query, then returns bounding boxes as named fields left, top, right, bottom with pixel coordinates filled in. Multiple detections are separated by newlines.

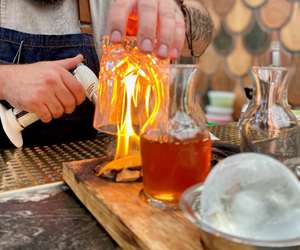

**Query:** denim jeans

left=0, top=27, right=99, bottom=148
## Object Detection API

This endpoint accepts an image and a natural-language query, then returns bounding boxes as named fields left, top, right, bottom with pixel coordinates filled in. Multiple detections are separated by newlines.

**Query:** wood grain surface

left=198, top=46, right=222, bottom=75
left=63, top=158, right=203, bottom=250
left=243, top=0, right=266, bottom=8
left=213, top=0, right=235, bottom=16
left=259, top=0, right=292, bottom=30
left=211, top=62, right=235, bottom=91
left=225, top=0, right=253, bottom=33
left=280, top=1, right=300, bottom=52
left=78, top=0, right=91, bottom=24
left=288, top=56, right=300, bottom=107
left=226, top=36, right=252, bottom=77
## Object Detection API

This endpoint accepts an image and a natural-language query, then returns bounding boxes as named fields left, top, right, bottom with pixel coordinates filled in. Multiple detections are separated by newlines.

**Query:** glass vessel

left=238, top=86, right=256, bottom=129
left=240, top=66, right=300, bottom=162
left=93, top=35, right=166, bottom=160
left=93, top=11, right=166, bottom=161
left=94, top=36, right=164, bottom=134
left=140, top=65, right=212, bottom=209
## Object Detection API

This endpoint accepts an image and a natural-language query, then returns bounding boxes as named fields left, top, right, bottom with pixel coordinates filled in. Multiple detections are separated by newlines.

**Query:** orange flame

left=115, top=73, right=140, bottom=159
left=95, top=35, right=166, bottom=174
left=93, top=8, right=168, bottom=176
left=112, top=53, right=164, bottom=161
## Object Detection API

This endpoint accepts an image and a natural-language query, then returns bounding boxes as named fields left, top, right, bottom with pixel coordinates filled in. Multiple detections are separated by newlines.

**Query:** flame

left=95, top=39, right=165, bottom=174
left=115, top=73, right=140, bottom=159
left=112, top=53, right=164, bottom=162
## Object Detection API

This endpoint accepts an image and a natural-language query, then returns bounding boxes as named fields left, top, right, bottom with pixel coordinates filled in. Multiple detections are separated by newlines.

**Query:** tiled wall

left=199, top=0, right=300, bottom=119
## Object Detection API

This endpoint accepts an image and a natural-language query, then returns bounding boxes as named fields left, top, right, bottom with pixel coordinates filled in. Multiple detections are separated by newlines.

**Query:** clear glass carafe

left=140, top=65, right=212, bottom=209
left=240, top=66, right=300, bottom=162
left=237, top=86, right=256, bottom=129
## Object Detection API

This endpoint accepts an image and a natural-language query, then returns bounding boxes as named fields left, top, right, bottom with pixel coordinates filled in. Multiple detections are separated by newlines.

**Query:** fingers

left=157, top=0, right=176, bottom=58
left=34, top=67, right=85, bottom=122
left=22, top=101, right=52, bottom=123
left=46, top=94, right=65, bottom=119
left=106, top=0, right=134, bottom=43
left=137, top=0, right=184, bottom=59
left=55, top=54, right=83, bottom=70
left=60, top=70, right=85, bottom=106
left=137, top=0, right=158, bottom=53
left=35, top=104, right=52, bottom=123
left=54, top=81, right=77, bottom=114
left=170, top=8, right=185, bottom=59
left=106, top=0, right=185, bottom=59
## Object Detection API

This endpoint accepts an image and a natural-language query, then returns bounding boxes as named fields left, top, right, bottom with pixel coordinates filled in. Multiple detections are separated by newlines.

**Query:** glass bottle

left=140, top=64, right=212, bottom=209
left=240, top=66, right=300, bottom=162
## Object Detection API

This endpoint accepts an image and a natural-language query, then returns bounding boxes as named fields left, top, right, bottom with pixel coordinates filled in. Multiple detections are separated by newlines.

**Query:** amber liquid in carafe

left=141, top=132, right=211, bottom=203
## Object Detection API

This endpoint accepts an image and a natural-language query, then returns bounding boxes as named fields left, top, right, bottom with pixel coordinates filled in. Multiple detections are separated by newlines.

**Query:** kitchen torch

left=0, top=63, right=98, bottom=148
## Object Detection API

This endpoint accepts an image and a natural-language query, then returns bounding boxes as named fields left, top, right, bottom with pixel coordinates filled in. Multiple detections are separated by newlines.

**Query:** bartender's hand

left=107, top=0, right=185, bottom=59
left=0, top=54, right=85, bottom=123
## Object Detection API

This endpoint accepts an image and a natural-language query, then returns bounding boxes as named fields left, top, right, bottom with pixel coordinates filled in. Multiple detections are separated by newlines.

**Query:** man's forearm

left=180, top=0, right=214, bottom=57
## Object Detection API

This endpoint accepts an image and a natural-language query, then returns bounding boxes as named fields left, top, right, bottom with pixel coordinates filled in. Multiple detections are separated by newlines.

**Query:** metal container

left=180, top=184, right=300, bottom=250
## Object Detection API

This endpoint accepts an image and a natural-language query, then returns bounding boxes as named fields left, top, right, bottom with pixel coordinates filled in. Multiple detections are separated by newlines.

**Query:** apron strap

left=78, top=0, right=93, bottom=34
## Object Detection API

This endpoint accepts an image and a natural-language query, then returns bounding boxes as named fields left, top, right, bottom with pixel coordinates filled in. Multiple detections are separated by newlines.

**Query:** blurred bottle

left=238, top=41, right=284, bottom=128
left=240, top=65, right=300, bottom=163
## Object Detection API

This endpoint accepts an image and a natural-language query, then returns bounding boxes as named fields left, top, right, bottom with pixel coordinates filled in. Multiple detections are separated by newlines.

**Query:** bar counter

left=0, top=133, right=120, bottom=249
left=0, top=124, right=239, bottom=249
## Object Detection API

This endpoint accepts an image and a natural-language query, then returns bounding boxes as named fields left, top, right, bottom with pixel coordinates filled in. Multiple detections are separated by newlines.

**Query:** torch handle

left=11, top=63, right=98, bottom=130
left=13, top=109, right=39, bottom=128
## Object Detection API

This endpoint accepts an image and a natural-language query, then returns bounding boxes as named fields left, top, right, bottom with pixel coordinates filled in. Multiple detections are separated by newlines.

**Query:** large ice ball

left=201, top=153, right=300, bottom=240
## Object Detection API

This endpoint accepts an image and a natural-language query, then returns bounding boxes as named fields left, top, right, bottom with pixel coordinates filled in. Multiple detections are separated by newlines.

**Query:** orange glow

left=126, top=11, right=138, bottom=36
left=95, top=37, right=165, bottom=170
left=115, top=73, right=139, bottom=159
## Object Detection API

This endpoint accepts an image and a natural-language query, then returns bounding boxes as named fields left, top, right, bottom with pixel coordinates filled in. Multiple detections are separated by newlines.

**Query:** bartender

left=0, top=0, right=213, bottom=148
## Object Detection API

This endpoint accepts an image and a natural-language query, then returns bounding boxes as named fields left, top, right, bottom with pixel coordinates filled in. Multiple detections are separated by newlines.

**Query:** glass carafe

left=140, top=65, right=212, bottom=209
left=240, top=66, right=300, bottom=162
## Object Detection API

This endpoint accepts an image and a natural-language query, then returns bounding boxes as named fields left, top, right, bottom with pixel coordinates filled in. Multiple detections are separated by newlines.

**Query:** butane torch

left=0, top=63, right=98, bottom=148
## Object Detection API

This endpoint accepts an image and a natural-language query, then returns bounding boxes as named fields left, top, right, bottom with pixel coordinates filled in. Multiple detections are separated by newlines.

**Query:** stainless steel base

left=0, top=134, right=114, bottom=192
left=0, top=124, right=239, bottom=193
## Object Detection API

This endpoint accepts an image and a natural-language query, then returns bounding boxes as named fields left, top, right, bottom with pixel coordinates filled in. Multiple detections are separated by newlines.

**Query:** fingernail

left=140, top=39, right=153, bottom=53
left=77, top=54, right=84, bottom=60
left=171, top=48, right=179, bottom=59
left=110, top=30, right=122, bottom=43
left=158, top=44, right=169, bottom=58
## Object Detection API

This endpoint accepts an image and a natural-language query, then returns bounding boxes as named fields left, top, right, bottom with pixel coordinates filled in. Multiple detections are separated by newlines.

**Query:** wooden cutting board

left=62, top=158, right=203, bottom=250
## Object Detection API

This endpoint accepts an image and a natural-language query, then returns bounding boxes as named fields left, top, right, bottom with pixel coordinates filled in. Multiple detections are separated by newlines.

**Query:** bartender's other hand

left=0, top=54, right=85, bottom=123
left=107, top=0, right=185, bottom=59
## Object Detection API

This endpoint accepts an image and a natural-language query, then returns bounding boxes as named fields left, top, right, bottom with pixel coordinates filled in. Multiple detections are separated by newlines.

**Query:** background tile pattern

left=198, top=0, right=300, bottom=119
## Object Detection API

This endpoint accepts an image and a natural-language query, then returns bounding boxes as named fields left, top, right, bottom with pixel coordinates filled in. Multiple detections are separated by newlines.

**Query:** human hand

left=0, top=55, right=85, bottom=123
left=106, top=0, right=185, bottom=59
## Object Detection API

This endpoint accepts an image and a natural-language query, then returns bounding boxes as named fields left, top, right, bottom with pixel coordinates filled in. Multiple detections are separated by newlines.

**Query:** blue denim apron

left=0, top=27, right=99, bottom=148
